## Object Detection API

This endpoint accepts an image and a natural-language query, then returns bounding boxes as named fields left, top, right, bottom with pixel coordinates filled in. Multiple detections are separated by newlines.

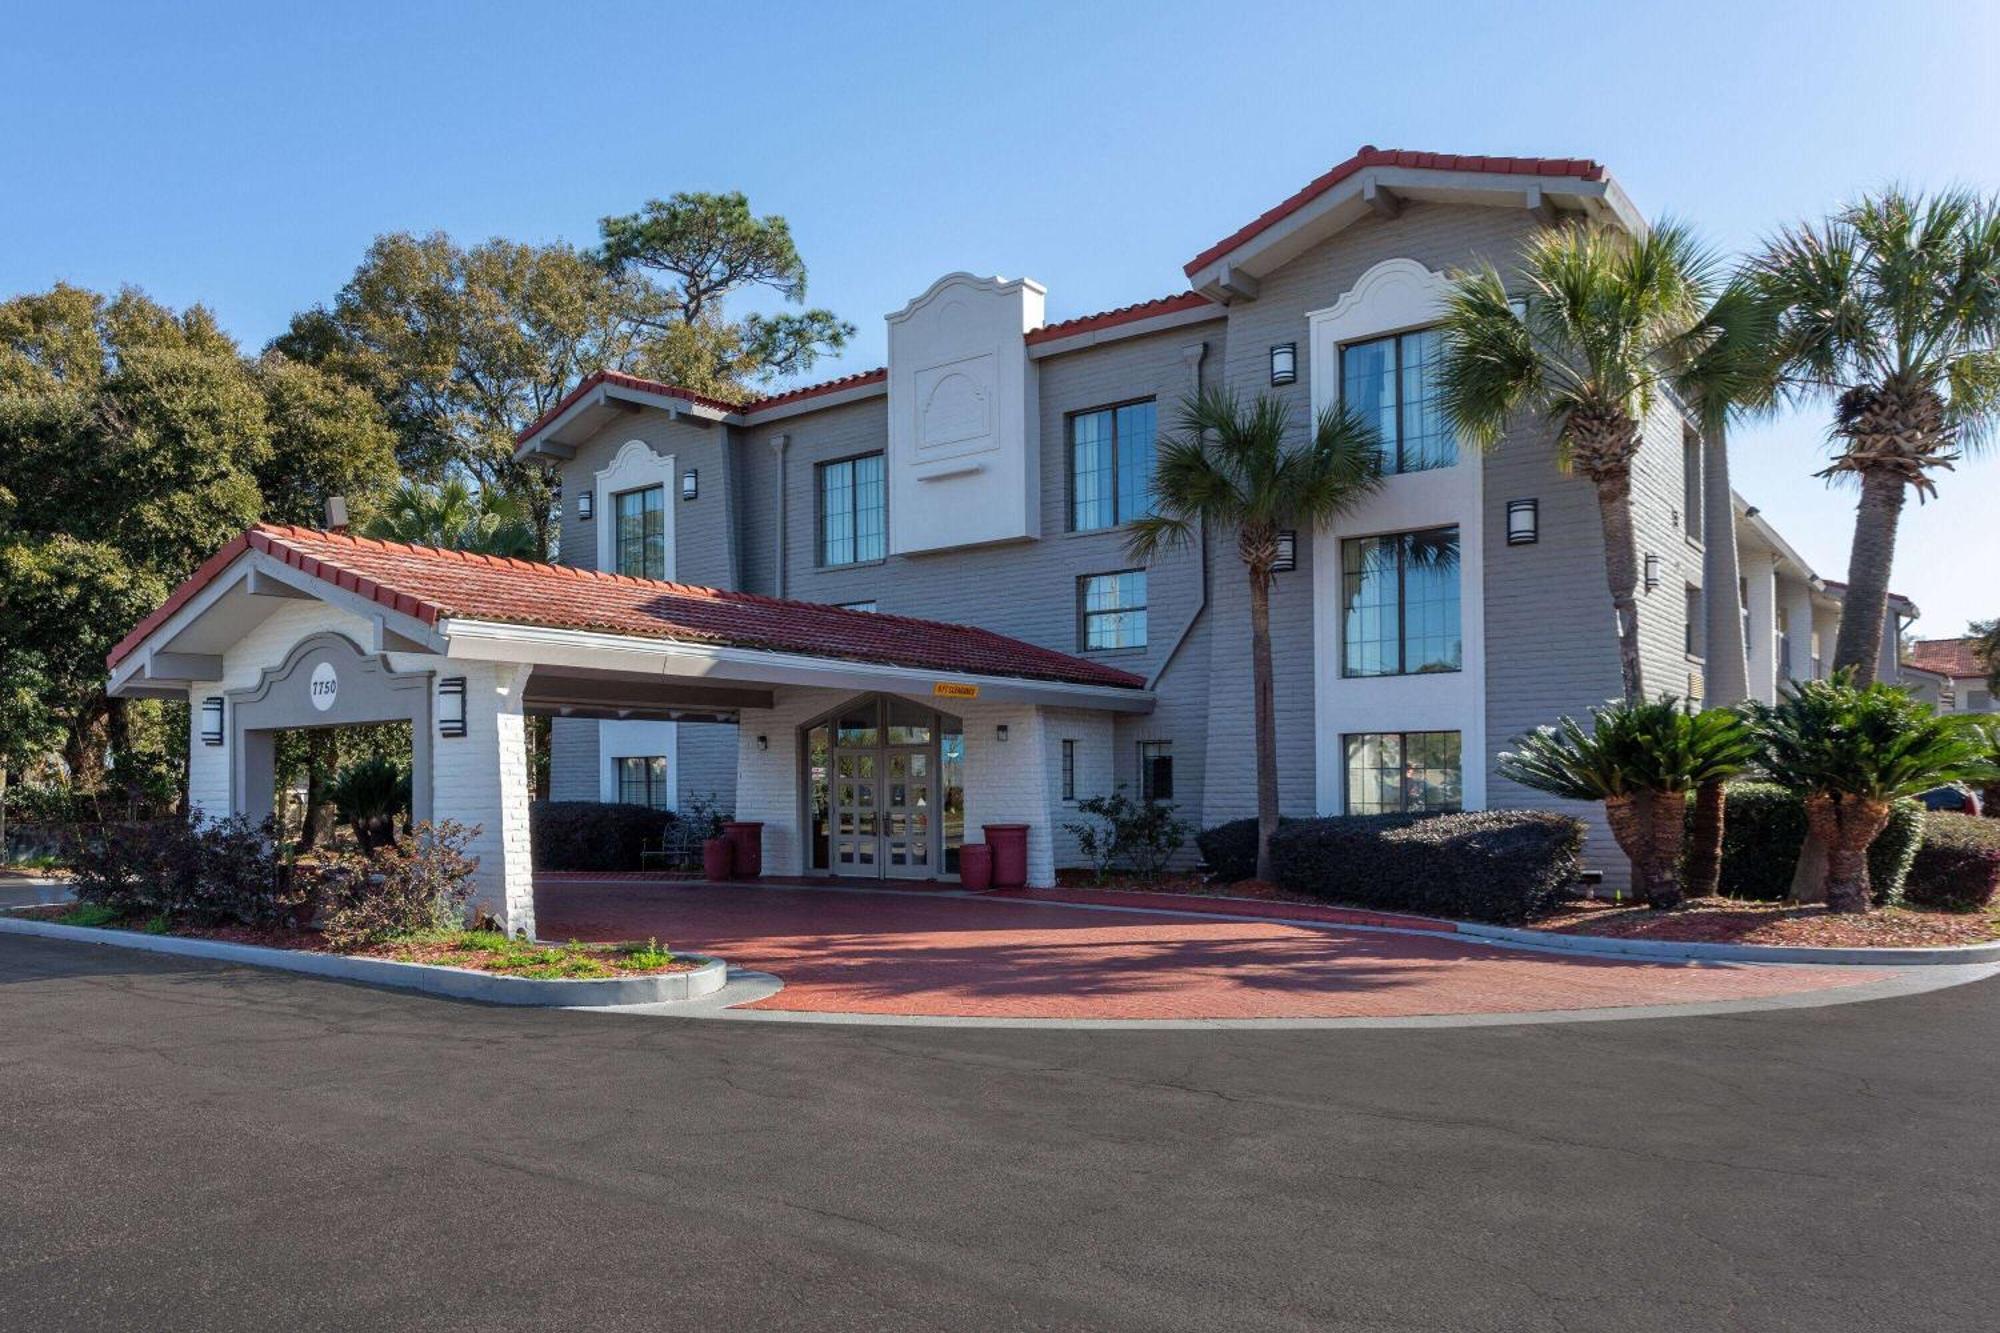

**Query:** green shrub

left=321, top=820, right=481, bottom=950
left=68, top=814, right=299, bottom=926
left=1902, top=812, right=2000, bottom=911
left=1194, top=816, right=1298, bottom=883
left=529, top=801, right=678, bottom=871
left=1061, top=788, right=1191, bottom=882
left=1268, top=810, right=1587, bottom=924
left=328, top=756, right=411, bottom=854
left=1697, top=782, right=1924, bottom=905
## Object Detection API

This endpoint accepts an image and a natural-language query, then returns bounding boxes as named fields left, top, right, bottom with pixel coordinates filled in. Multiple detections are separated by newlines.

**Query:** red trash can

left=959, top=842, right=993, bottom=892
left=722, top=821, right=764, bottom=879
left=982, top=823, right=1030, bottom=889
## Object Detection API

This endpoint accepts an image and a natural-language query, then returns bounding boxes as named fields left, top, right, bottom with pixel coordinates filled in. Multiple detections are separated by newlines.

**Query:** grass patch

left=56, top=902, right=123, bottom=928
left=377, top=930, right=688, bottom=979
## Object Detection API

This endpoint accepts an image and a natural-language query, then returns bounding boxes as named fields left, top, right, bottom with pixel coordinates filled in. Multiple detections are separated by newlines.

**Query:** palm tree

left=1751, top=189, right=2000, bottom=682
left=1672, top=278, right=1782, bottom=897
left=1128, top=388, right=1383, bottom=882
left=1971, top=617, right=2000, bottom=692
left=1749, top=672, right=1997, bottom=912
left=361, top=477, right=539, bottom=558
left=1438, top=220, right=1720, bottom=702
left=1499, top=700, right=1756, bottom=909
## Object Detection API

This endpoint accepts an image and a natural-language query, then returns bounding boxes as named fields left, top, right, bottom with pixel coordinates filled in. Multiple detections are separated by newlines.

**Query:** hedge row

left=1265, top=810, right=1587, bottom=925
left=1192, top=816, right=1297, bottom=883
left=529, top=801, right=677, bottom=872
left=1695, top=782, right=1925, bottom=906
left=1903, top=812, right=2000, bottom=911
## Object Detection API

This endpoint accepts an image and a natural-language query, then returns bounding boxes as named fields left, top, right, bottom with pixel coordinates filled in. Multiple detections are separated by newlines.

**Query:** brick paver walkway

left=535, top=878, right=1891, bottom=1021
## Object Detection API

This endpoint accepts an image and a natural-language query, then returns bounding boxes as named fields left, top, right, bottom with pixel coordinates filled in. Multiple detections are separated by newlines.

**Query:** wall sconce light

left=576, top=489, right=593, bottom=521
left=1269, top=342, right=1297, bottom=386
left=681, top=469, right=699, bottom=501
left=1506, top=498, right=1539, bottom=546
left=1273, top=530, right=1297, bottom=572
left=200, top=697, right=225, bottom=746
left=756, top=734, right=769, bottom=752
left=437, top=677, right=467, bottom=738
left=996, top=724, right=1010, bottom=743
left=1644, top=553, right=1663, bottom=591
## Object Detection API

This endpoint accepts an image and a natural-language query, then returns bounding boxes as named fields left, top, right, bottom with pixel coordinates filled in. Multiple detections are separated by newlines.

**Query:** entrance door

left=812, top=695, right=958, bottom=879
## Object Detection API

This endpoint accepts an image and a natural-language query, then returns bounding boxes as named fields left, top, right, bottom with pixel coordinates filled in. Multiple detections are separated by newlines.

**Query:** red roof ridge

left=514, top=369, right=748, bottom=445
left=1185, top=144, right=1607, bottom=277
left=1024, top=291, right=1217, bottom=345
left=742, top=367, right=888, bottom=412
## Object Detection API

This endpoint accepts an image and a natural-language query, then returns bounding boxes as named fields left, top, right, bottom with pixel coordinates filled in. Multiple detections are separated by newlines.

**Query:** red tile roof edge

left=742, top=367, right=888, bottom=412
left=1184, top=145, right=1607, bottom=277
left=1024, top=291, right=1218, bottom=345
left=1906, top=637, right=1991, bottom=679
left=109, top=526, right=1147, bottom=691
left=514, top=369, right=746, bottom=445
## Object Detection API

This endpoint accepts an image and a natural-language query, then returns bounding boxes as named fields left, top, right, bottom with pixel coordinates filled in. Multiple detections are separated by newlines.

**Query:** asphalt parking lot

left=4, top=932, right=1996, bottom=1332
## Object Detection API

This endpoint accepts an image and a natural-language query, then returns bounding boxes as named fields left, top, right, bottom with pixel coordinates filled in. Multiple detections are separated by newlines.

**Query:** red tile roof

left=1184, top=145, right=1607, bottom=277
left=1907, top=637, right=1992, bottom=679
left=742, top=367, right=887, bottom=411
left=515, top=369, right=744, bottom=445
left=109, top=526, right=1146, bottom=691
left=1024, top=292, right=1218, bottom=345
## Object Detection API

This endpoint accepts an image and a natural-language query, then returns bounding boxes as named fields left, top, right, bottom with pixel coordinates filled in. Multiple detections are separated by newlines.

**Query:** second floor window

left=1340, top=327, right=1456, bottom=474
left=1070, top=399, right=1157, bottom=531
left=819, top=453, right=886, bottom=566
left=614, top=485, right=666, bottom=579
left=1079, top=570, right=1147, bottom=651
left=1341, top=526, right=1461, bottom=677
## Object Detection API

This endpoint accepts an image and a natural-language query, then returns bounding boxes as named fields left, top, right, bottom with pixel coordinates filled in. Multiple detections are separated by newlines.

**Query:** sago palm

left=1438, top=220, right=1720, bottom=702
left=1128, top=388, right=1383, bottom=882
left=1748, top=671, right=1998, bottom=912
left=1752, top=189, right=2000, bottom=681
left=1499, top=699, right=1755, bottom=910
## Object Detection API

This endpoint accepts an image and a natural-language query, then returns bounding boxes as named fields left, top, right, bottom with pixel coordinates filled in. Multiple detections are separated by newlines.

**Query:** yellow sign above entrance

left=933, top=682, right=979, bottom=700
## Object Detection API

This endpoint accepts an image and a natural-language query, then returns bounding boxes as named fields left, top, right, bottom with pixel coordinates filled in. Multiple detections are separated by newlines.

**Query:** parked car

left=1918, top=784, right=1984, bottom=817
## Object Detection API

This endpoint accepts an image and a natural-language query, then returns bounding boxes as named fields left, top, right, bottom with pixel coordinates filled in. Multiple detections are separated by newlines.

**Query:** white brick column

left=1744, top=557, right=1778, bottom=705
left=1784, top=579, right=1816, bottom=688
left=960, top=700, right=1057, bottom=887
left=430, top=662, right=536, bottom=937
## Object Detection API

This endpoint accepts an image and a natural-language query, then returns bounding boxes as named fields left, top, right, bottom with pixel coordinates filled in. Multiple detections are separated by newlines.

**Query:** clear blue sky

left=5, top=0, right=1996, bottom=638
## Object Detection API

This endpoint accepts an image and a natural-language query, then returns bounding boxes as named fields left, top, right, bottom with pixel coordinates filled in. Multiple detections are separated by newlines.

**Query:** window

left=1682, top=429, right=1704, bottom=541
left=1070, top=399, right=1158, bottom=531
left=1344, top=732, right=1462, bottom=815
left=1969, top=689, right=1992, bottom=712
left=1341, top=527, right=1461, bottom=676
left=1340, top=328, right=1455, bottom=473
left=613, top=486, right=666, bottom=579
left=1061, top=739, right=1076, bottom=801
left=1685, top=584, right=1705, bottom=658
left=819, top=453, right=886, bottom=566
left=836, top=600, right=878, bottom=613
left=615, top=756, right=671, bottom=809
left=1138, top=740, right=1173, bottom=802
left=1079, top=570, right=1147, bottom=650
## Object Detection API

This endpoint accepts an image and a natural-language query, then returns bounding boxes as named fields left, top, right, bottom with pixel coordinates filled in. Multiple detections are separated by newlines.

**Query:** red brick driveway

left=534, top=878, right=1892, bottom=1021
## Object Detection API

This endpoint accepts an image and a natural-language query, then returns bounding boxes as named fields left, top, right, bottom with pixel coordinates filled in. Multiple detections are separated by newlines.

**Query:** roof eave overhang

left=437, top=619, right=1156, bottom=713
left=105, top=549, right=446, bottom=699
left=1184, top=164, right=1643, bottom=303
left=513, top=381, right=735, bottom=463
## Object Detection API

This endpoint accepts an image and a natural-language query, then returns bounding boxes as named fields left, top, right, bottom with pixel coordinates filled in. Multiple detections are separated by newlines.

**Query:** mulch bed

left=1537, top=897, right=2000, bottom=948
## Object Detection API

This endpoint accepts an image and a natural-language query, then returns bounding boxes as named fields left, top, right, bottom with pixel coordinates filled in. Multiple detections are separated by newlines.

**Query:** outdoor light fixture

left=1644, top=553, right=1663, bottom=591
left=200, top=697, right=224, bottom=746
left=437, top=677, right=467, bottom=738
left=1273, top=530, right=1297, bottom=572
left=756, top=734, right=769, bottom=751
left=996, top=723, right=1010, bottom=743
left=1506, top=498, right=1539, bottom=546
left=576, top=489, right=593, bottom=521
left=682, top=468, right=699, bottom=501
left=1269, top=342, right=1297, bottom=386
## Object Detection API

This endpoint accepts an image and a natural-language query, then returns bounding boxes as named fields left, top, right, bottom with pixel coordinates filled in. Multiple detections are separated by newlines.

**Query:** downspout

left=1147, top=341, right=1211, bottom=689
left=770, top=433, right=790, bottom=598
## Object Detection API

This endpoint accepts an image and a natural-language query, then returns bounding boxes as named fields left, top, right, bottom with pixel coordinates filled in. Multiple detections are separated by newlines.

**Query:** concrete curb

left=1456, top=921, right=2000, bottom=968
left=0, top=914, right=728, bottom=1007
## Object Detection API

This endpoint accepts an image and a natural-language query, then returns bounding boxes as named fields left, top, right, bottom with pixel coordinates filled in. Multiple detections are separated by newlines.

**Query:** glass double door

left=831, top=743, right=934, bottom=877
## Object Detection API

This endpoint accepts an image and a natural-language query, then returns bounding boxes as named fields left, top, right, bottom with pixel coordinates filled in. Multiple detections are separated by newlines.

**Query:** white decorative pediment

left=594, top=438, right=677, bottom=577
left=1306, top=258, right=1453, bottom=420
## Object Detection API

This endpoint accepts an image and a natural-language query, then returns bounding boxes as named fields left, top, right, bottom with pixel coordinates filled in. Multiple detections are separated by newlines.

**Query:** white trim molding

left=594, top=439, right=678, bottom=579
left=1306, top=257, right=1488, bottom=816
